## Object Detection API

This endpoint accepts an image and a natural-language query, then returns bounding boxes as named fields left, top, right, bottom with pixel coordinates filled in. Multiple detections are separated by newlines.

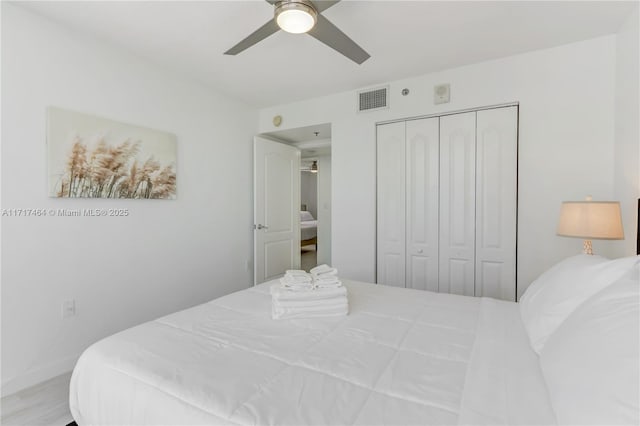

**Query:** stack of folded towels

left=271, top=264, right=348, bottom=320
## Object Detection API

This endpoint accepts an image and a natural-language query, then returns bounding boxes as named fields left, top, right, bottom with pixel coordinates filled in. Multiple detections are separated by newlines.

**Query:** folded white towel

left=271, top=284, right=347, bottom=300
left=279, top=282, right=314, bottom=293
left=272, top=302, right=348, bottom=320
left=271, top=280, right=349, bottom=319
left=274, top=300, right=347, bottom=311
left=273, top=300, right=347, bottom=312
left=315, top=280, right=342, bottom=289
left=281, top=274, right=312, bottom=284
left=313, top=268, right=338, bottom=276
left=285, top=269, right=309, bottom=277
left=280, top=284, right=315, bottom=293
left=312, top=271, right=338, bottom=280
left=272, top=309, right=348, bottom=320
left=310, top=264, right=337, bottom=275
left=313, top=274, right=340, bottom=283
left=274, top=291, right=344, bottom=301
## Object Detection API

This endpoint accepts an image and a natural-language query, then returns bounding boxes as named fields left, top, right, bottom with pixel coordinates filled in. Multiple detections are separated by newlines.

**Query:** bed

left=69, top=255, right=639, bottom=425
left=300, top=210, right=317, bottom=249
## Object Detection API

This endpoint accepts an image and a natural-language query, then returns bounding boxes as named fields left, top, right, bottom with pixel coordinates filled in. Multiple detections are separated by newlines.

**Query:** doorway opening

left=261, top=123, right=332, bottom=274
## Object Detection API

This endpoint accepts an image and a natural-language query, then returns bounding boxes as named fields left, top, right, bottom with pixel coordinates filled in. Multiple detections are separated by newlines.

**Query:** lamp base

left=583, top=239, right=593, bottom=255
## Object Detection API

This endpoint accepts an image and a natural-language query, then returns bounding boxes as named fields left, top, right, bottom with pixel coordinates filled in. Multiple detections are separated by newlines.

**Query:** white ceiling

left=263, top=123, right=332, bottom=152
left=17, top=1, right=637, bottom=108
left=300, top=146, right=331, bottom=159
left=263, top=123, right=331, bottom=143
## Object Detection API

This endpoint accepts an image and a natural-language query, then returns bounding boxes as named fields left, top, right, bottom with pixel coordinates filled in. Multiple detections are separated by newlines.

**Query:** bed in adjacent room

left=69, top=255, right=639, bottom=426
left=300, top=210, right=317, bottom=249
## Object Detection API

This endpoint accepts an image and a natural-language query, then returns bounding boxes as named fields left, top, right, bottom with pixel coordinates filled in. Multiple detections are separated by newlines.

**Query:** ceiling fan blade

left=311, top=0, right=341, bottom=13
left=308, top=14, right=370, bottom=64
left=224, top=19, right=280, bottom=55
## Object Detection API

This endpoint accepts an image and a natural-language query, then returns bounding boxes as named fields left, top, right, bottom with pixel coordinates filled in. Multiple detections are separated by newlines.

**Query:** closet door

left=406, top=118, right=439, bottom=291
left=376, top=122, right=406, bottom=287
left=439, top=112, right=476, bottom=296
left=475, top=107, right=518, bottom=300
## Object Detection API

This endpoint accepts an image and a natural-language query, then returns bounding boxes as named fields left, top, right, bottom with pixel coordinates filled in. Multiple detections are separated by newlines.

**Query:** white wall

left=300, top=172, right=317, bottom=217
left=258, top=36, right=619, bottom=299
left=1, top=3, right=257, bottom=395
left=614, top=6, right=640, bottom=257
left=317, top=156, right=332, bottom=265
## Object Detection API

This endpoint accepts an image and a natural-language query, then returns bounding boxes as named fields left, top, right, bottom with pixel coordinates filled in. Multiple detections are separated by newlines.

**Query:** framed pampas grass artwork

left=47, top=107, right=177, bottom=199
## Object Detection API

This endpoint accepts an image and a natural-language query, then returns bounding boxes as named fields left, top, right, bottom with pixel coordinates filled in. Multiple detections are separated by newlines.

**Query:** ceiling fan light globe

left=275, top=2, right=317, bottom=34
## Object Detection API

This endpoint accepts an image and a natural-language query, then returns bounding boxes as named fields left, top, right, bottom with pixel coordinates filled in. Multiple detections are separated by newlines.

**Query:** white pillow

left=520, top=254, right=639, bottom=353
left=539, top=269, right=639, bottom=425
left=300, top=211, right=314, bottom=222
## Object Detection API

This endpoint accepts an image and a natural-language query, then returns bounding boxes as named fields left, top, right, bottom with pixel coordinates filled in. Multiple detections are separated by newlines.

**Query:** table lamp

left=557, top=196, right=624, bottom=255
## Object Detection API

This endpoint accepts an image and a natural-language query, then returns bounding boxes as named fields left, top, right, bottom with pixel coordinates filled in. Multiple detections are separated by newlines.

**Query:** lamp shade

left=557, top=201, right=624, bottom=240
left=275, top=1, right=317, bottom=34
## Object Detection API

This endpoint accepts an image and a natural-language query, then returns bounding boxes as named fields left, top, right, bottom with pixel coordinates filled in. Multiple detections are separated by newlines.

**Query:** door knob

left=255, top=224, right=269, bottom=230
left=417, top=249, right=423, bottom=254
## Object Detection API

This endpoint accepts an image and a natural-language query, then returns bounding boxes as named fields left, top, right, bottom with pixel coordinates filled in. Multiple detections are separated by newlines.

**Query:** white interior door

left=439, top=112, right=476, bottom=296
left=254, top=136, right=300, bottom=285
left=406, top=117, right=440, bottom=291
left=475, top=107, right=518, bottom=300
left=376, top=122, right=406, bottom=287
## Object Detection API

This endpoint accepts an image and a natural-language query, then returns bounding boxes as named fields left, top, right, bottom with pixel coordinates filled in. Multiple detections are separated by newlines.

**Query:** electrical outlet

left=62, top=300, right=76, bottom=319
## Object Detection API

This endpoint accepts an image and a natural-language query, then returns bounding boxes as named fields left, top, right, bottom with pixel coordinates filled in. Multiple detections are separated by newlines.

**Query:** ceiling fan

left=301, top=160, right=318, bottom=173
left=224, top=0, right=370, bottom=65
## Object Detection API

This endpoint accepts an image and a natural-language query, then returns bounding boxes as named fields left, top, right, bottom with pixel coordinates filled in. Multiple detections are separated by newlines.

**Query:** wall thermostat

left=434, top=84, right=450, bottom=104
left=272, top=115, right=282, bottom=127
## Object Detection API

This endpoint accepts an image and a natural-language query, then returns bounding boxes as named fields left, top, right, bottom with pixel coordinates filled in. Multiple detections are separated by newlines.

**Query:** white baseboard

left=1, top=354, right=79, bottom=397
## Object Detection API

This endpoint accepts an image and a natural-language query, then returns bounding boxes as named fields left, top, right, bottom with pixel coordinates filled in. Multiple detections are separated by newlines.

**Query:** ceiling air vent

left=358, top=86, right=389, bottom=112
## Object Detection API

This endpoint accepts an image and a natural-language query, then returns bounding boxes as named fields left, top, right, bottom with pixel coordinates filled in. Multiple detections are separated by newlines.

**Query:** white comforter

left=69, top=280, right=556, bottom=425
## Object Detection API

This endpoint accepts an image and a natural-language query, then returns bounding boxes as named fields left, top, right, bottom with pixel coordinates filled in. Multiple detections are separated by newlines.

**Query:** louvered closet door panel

left=439, top=112, right=476, bottom=296
left=475, top=107, right=518, bottom=301
left=406, top=118, right=439, bottom=291
left=376, top=122, right=406, bottom=287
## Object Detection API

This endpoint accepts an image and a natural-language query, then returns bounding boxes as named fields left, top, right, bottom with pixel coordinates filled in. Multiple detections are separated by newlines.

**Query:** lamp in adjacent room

left=557, top=196, right=624, bottom=255
left=310, top=160, right=318, bottom=173
left=275, top=0, right=318, bottom=34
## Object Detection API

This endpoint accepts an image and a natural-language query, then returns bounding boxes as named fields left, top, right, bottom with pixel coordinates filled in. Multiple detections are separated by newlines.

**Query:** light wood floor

left=1, top=372, right=74, bottom=426
left=301, top=245, right=317, bottom=272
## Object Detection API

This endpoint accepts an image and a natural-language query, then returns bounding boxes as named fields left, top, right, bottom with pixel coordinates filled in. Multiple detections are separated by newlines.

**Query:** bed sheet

left=301, top=220, right=317, bottom=241
left=69, top=280, right=555, bottom=425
